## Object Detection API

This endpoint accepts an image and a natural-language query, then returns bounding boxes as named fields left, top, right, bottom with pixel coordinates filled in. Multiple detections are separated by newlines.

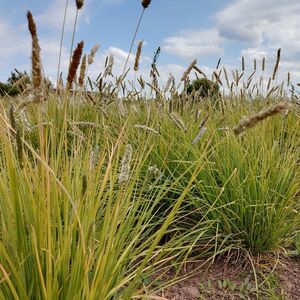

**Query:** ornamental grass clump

left=2, top=1, right=300, bottom=297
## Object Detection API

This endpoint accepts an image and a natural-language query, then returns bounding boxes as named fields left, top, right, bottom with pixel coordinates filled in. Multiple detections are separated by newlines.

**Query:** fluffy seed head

left=133, top=124, right=159, bottom=135
left=16, top=128, right=24, bottom=169
left=134, top=40, right=143, bottom=72
left=78, top=55, right=86, bottom=87
left=262, top=57, right=266, bottom=72
left=233, top=101, right=290, bottom=136
left=76, top=0, right=84, bottom=9
left=9, top=105, right=16, bottom=134
left=181, top=59, right=197, bottom=82
left=142, top=0, right=151, bottom=8
left=27, top=11, right=37, bottom=38
left=118, top=144, right=133, bottom=184
left=67, top=41, right=84, bottom=90
left=88, top=43, right=100, bottom=65
left=241, top=56, right=245, bottom=71
left=104, top=54, right=114, bottom=77
left=170, top=112, right=188, bottom=132
left=272, top=48, right=281, bottom=80
left=27, top=11, right=44, bottom=102
left=164, top=73, right=175, bottom=93
left=192, top=127, right=207, bottom=145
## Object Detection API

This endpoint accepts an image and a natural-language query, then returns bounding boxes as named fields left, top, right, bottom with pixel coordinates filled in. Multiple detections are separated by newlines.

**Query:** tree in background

left=186, top=78, right=220, bottom=99
left=8, top=69, right=30, bottom=91
left=0, top=69, right=30, bottom=96
left=0, top=82, right=19, bottom=97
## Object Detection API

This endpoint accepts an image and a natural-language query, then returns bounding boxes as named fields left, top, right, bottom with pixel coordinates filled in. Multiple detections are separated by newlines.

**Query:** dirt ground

left=152, top=254, right=300, bottom=300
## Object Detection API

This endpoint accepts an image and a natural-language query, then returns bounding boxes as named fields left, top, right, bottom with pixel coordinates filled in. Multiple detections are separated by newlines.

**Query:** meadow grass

left=0, top=1, right=300, bottom=299
left=0, top=95, right=299, bottom=298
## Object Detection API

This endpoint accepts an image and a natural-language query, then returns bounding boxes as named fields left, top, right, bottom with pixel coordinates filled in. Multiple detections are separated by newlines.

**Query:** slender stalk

left=121, top=9, right=145, bottom=79
left=56, top=0, right=69, bottom=89
left=69, top=9, right=79, bottom=68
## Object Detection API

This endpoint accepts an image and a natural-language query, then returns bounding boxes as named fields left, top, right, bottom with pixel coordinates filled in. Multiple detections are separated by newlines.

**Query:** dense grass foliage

left=0, top=96, right=299, bottom=298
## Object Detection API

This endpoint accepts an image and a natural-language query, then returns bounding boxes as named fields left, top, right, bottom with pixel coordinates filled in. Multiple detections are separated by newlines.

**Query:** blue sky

left=1, top=0, right=300, bottom=86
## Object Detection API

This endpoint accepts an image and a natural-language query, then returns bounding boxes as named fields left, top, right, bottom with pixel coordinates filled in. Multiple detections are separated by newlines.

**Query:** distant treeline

left=0, top=69, right=30, bottom=96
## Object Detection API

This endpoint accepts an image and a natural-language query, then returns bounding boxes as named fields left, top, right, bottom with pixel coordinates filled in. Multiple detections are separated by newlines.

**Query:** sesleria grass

left=1, top=1, right=300, bottom=298
left=0, top=98, right=220, bottom=299
left=1, top=92, right=300, bottom=297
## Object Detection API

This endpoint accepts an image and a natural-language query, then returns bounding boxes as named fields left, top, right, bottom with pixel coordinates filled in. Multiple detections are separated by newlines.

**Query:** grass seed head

left=164, top=73, right=175, bottom=93
left=272, top=48, right=281, bottom=80
left=27, top=11, right=44, bottom=102
left=9, top=105, right=16, bottom=134
left=170, top=112, right=188, bottom=132
left=133, top=124, right=159, bottom=135
left=104, top=54, right=114, bottom=77
left=134, top=40, right=143, bottom=72
left=242, top=56, right=245, bottom=71
left=192, top=127, right=207, bottom=145
left=142, top=0, right=152, bottom=9
left=78, top=54, right=87, bottom=87
left=233, top=101, right=290, bottom=136
left=82, top=175, right=87, bottom=195
left=67, top=41, right=84, bottom=90
left=181, top=59, right=197, bottom=82
left=16, top=128, right=24, bottom=169
left=76, top=0, right=84, bottom=9
left=88, top=43, right=100, bottom=65
left=118, top=144, right=133, bottom=184
left=26, top=11, right=37, bottom=38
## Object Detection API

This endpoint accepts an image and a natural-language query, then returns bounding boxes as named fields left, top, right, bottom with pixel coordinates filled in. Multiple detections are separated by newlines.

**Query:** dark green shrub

left=7, top=69, right=30, bottom=93
left=0, top=82, right=19, bottom=97
left=186, top=78, right=220, bottom=99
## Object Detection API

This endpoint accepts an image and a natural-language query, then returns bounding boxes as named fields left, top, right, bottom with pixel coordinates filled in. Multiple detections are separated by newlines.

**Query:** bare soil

left=152, top=254, right=300, bottom=300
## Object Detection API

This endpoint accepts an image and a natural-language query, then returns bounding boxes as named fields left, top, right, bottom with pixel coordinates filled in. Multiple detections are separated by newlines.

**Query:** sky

left=1, top=0, right=300, bottom=88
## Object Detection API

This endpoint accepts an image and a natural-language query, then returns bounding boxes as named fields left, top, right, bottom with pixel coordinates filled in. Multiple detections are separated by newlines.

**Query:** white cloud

left=0, top=20, right=30, bottom=80
left=162, top=29, right=223, bottom=59
left=216, top=0, right=300, bottom=83
left=37, top=0, right=74, bottom=31
left=0, top=22, right=30, bottom=58
left=216, top=0, right=300, bottom=46
left=161, top=0, right=300, bottom=85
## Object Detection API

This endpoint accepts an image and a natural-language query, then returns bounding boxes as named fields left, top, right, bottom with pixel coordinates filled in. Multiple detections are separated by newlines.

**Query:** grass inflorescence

left=0, top=1, right=300, bottom=299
